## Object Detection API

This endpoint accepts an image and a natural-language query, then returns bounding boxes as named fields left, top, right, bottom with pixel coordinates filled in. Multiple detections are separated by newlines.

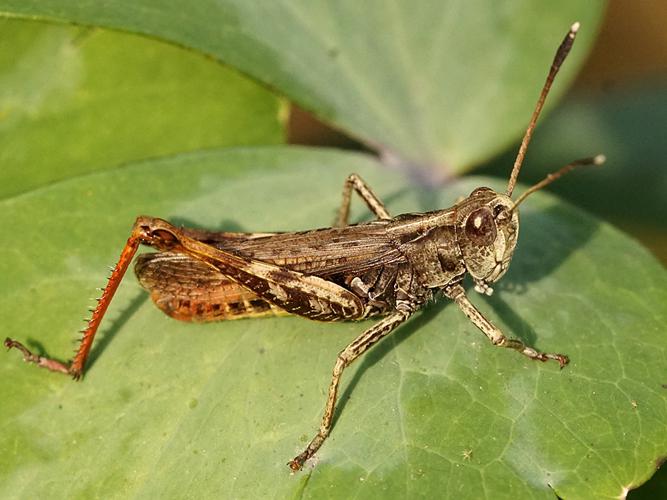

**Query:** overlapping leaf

left=0, top=1, right=604, bottom=173
left=0, top=17, right=283, bottom=198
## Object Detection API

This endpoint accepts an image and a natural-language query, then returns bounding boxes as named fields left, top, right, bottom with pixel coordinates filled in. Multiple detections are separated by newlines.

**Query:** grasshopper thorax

left=455, top=187, right=519, bottom=291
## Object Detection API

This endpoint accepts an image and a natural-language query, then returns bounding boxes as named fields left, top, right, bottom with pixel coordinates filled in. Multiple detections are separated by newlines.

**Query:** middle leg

left=288, top=310, right=412, bottom=470
left=335, top=173, right=391, bottom=227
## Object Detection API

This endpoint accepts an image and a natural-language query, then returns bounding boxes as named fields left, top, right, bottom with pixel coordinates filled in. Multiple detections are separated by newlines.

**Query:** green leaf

left=0, top=17, right=283, bottom=199
left=0, top=1, right=605, bottom=173
left=1, top=147, right=665, bottom=499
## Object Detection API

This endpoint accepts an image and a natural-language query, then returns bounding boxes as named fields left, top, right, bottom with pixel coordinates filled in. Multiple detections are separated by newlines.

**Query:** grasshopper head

left=451, top=23, right=602, bottom=296
left=455, top=188, right=519, bottom=293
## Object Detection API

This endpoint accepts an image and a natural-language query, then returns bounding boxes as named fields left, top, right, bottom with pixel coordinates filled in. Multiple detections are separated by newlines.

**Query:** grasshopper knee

left=498, top=337, right=525, bottom=349
left=334, top=353, right=349, bottom=374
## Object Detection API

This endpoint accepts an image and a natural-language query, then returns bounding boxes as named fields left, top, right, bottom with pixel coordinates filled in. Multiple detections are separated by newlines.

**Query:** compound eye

left=464, top=207, right=497, bottom=246
left=493, top=204, right=509, bottom=221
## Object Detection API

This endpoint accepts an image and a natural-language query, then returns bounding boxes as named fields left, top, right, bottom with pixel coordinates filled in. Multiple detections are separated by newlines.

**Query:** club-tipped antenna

left=510, top=154, right=605, bottom=210
left=506, top=22, right=580, bottom=197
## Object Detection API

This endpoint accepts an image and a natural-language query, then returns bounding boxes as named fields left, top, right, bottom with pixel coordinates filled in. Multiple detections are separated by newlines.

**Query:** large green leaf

left=1, top=147, right=665, bottom=499
left=0, top=17, right=283, bottom=199
left=0, top=1, right=604, bottom=173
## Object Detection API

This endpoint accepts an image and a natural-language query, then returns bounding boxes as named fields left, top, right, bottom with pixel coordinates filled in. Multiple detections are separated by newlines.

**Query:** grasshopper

left=5, top=22, right=603, bottom=471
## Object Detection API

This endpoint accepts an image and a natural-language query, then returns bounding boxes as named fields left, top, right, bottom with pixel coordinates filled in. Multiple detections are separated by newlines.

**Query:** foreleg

left=444, top=284, right=568, bottom=367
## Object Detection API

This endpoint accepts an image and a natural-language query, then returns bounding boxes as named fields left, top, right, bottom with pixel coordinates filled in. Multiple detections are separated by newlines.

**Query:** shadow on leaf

left=86, top=293, right=148, bottom=373
left=498, top=203, right=600, bottom=293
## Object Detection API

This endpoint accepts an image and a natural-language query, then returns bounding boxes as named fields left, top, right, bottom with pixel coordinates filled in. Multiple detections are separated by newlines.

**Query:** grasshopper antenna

left=506, top=22, right=580, bottom=197
left=511, top=154, right=605, bottom=210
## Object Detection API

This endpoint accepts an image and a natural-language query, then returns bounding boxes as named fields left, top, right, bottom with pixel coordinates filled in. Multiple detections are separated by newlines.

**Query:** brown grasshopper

left=5, top=22, right=603, bottom=471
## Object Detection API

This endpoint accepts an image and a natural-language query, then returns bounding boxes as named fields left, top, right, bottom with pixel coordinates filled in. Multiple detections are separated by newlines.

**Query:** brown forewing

left=135, top=252, right=288, bottom=322
left=210, top=220, right=405, bottom=277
